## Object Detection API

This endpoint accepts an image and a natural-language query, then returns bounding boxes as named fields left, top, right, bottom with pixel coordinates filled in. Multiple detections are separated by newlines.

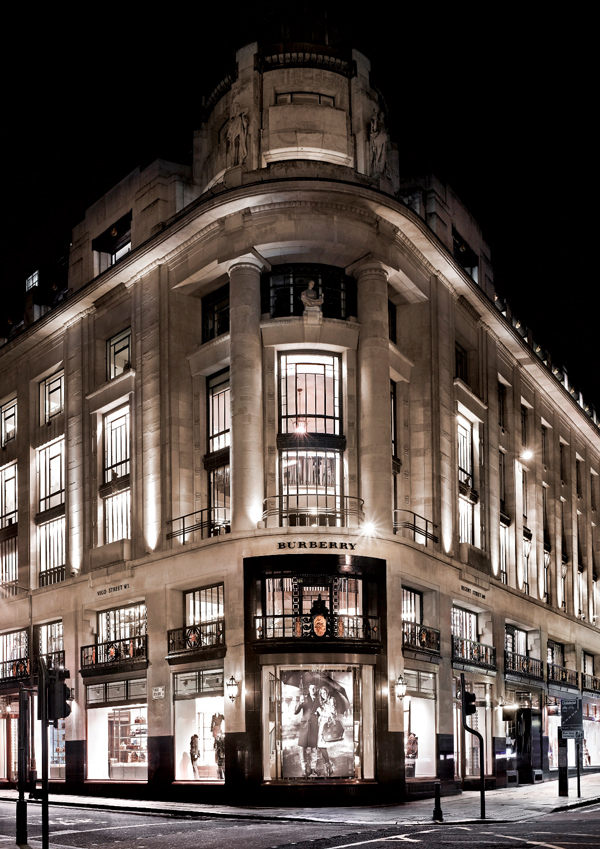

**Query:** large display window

left=453, top=677, right=493, bottom=778
left=261, top=663, right=374, bottom=781
left=86, top=677, right=147, bottom=780
left=403, top=669, right=436, bottom=778
left=174, top=668, right=225, bottom=781
left=583, top=700, right=600, bottom=767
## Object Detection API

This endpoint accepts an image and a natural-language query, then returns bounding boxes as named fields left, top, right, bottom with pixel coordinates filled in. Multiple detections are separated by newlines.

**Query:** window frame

left=0, top=462, right=17, bottom=527
left=185, top=583, right=225, bottom=627
left=38, top=438, right=65, bottom=514
left=41, top=370, right=64, bottom=424
left=0, top=399, right=16, bottom=447
left=107, top=328, right=132, bottom=381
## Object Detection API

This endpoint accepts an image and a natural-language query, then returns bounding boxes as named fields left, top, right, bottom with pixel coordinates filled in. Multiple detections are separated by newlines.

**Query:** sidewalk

left=1, top=774, right=599, bottom=828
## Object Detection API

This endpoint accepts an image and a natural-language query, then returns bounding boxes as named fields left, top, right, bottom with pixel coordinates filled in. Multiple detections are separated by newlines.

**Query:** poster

left=280, top=668, right=355, bottom=779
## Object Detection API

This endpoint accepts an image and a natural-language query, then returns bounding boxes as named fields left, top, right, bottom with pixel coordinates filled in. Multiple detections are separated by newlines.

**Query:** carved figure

left=300, top=280, right=325, bottom=311
left=226, top=102, right=249, bottom=167
left=370, top=108, right=387, bottom=176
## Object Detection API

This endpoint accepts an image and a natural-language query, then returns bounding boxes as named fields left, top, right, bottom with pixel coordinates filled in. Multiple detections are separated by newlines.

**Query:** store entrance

left=0, top=704, right=18, bottom=786
left=516, top=708, right=542, bottom=783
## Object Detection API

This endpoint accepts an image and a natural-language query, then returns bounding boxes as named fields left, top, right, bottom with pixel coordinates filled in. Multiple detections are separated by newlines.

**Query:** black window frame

left=202, top=284, right=230, bottom=344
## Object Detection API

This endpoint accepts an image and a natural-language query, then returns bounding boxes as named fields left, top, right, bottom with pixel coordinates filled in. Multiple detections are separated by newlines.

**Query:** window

left=583, top=652, right=594, bottom=676
left=186, top=584, right=224, bottom=627
left=457, top=416, right=475, bottom=545
left=202, top=284, right=230, bottom=343
left=505, top=625, right=527, bottom=657
left=0, top=463, right=17, bottom=527
left=560, top=442, right=567, bottom=483
left=92, top=212, right=132, bottom=274
left=577, top=568, right=584, bottom=616
left=390, top=381, right=398, bottom=461
left=276, top=91, right=335, bottom=106
left=591, top=473, right=598, bottom=512
left=499, top=523, right=509, bottom=584
left=104, top=406, right=130, bottom=481
left=541, top=425, right=548, bottom=465
left=455, top=343, right=468, bottom=383
left=105, top=490, right=130, bottom=544
left=499, top=451, right=506, bottom=506
left=452, top=607, right=477, bottom=641
left=39, top=517, right=65, bottom=586
left=0, top=630, right=28, bottom=668
left=388, top=300, right=397, bottom=344
left=498, top=382, right=506, bottom=430
left=208, top=371, right=230, bottom=453
left=547, top=639, right=563, bottom=667
left=576, top=460, right=583, bottom=498
left=0, top=536, right=18, bottom=593
left=41, top=371, right=64, bottom=423
left=402, top=588, right=422, bottom=624
left=523, top=535, right=531, bottom=595
left=26, top=270, right=39, bottom=291
left=520, top=405, right=528, bottom=447
left=99, top=603, right=147, bottom=643
left=38, top=438, right=65, bottom=512
left=107, top=328, right=131, bottom=380
left=452, top=228, right=479, bottom=282
left=38, top=621, right=63, bottom=658
left=280, top=353, right=341, bottom=436
left=208, top=464, right=230, bottom=532
left=103, top=405, right=131, bottom=543
left=262, top=264, right=356, bottom=321
left=522, top=470, right=528, bottom=522
left=1, top=399, right=16, bottom=446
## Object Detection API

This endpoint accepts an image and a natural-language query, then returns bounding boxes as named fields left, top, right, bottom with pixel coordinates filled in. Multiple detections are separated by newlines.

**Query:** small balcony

left=39, top=565, right=66, bottom=587
left=504, top=650, right=544, bottom=681
left=166, top=620, right=226, bottom=665
left=452, top=636, right=496, bottom=671
left=582, top=673, right=600, bottom=694
left=262, top=495, right=364, bottom=528
left=80, top=635, right=148, bottom=677
left=548, top=663, right=579, bottom=689
left=254, top=613, right=380, bottom=647
left=393, top=510, right=439, bottom=548
left=166, top=508, right=230, bottom=543
left=0, top=656, right=30, bottom=683
left=402, top=621, right=441, bottom=655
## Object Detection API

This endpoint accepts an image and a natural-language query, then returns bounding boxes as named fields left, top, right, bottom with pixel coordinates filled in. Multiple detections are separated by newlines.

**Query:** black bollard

left=433, top=782, right=443, bottom=822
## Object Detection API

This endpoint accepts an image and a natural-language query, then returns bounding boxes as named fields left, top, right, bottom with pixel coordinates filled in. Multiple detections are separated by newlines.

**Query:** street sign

left=561, top=728, right=584, bottom=739
left=561, top=697, right=583, bottom=731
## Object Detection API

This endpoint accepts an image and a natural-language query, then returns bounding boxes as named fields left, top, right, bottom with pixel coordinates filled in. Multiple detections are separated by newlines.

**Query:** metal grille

left=279, top=353, right=341, bottom=435
left=0, top=463, right=17, bottom=527
left=104, top=489, right=130, bottom=543
left=100, top=603, right=147, bottom=643
left=38, top=439, right=65, bottom=512
left=186, top=584, right=224, bottom=627
left=104, top=406, right=130, bottom=481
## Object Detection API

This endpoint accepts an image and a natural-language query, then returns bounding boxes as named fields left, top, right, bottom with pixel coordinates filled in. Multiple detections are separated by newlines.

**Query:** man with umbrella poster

left=294, top=682, right=320, bottom=777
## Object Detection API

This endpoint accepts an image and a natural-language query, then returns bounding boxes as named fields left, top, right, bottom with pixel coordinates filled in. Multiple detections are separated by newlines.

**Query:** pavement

left=0, top=774, right=599, bottom=846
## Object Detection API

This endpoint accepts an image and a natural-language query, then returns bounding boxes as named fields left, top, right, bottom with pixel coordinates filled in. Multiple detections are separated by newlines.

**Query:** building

left=0, top=30, right=599, bottom=806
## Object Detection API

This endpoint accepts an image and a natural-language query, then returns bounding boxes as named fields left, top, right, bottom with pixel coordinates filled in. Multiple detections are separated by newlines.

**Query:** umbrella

left=280, top=669, right=351, bottom=714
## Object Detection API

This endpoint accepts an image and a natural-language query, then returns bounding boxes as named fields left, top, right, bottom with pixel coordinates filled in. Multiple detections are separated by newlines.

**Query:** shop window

left=92, top=212, right=132, bottom=275
left=107, top=328, right=132, bottom=380
left=0, top=399, right=16, bottom=447
left=0, top=536, right=18, bottom=594
left=174, top=668, right=225, bottom=781
left=262, top=264, right=356, bottom=321
left=87, top=704, right=147, bottom=781
left=202, top=284, right=229, bottom=344
left=38, top=517, right=65, bottom=586
left=404, top=669, right=436, bottom=779
left=0, top=463, right=17, bottom=527
left=40, top=371, right=64, bottom=423
left=38, top=438, right=65, bottom=513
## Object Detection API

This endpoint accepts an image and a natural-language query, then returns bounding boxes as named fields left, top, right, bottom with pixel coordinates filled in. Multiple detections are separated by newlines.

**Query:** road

left=0, top=800, right=598, bottom=848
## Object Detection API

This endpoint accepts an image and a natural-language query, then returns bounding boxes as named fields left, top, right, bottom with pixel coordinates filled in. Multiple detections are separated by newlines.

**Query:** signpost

left=559, top=697, right=583, bottom=798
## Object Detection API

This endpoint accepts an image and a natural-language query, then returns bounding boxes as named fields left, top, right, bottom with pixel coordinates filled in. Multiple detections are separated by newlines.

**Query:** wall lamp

left=395, top=674, right=407, bottom=701
left=226, top=675, right=240, bottom=702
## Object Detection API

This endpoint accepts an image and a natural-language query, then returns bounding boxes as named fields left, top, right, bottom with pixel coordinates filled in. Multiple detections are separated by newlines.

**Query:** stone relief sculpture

left=226, top=102, right=249, bottom=167
left=370, top=108, right=388, bottom=176
left=301, top=280, right=325, bottom=311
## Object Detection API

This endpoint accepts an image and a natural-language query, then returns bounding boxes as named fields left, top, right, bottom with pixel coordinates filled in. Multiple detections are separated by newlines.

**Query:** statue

left=300, top=280, right=324, bottom=311
left=370, top=108, right=387, bottom=176
left=226, top=102, right=249, bottom=167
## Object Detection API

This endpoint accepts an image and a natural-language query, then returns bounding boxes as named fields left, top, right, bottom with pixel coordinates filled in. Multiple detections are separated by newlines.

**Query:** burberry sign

left=277, top=541, right=357, bottom=550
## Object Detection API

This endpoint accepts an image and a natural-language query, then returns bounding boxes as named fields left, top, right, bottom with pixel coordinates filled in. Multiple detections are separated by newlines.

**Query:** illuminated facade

left=0, top=34, right=599, bottom=805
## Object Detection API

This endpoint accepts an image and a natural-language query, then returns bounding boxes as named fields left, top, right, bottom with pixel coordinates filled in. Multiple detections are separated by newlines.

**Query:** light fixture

left=523, top=537, right=532, bottom=559
left=395, top=674, right=407, bottom=701
left=544, top=549, right=551, bottom=568
left=226, top=675, right=239, bottom=702
left=363, top=522, right=375, bottom=537
left=294, top=388, right=307, bottom=434
left=521, top=449, right=533, bottom=461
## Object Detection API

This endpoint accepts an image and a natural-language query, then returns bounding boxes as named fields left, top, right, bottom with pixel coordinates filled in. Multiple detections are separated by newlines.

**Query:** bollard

left=433, top=782, right=443, bottom=822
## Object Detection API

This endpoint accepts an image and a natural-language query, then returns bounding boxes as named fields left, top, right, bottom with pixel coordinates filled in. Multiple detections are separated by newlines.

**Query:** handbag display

left=321, top=718, right=344, bottom=743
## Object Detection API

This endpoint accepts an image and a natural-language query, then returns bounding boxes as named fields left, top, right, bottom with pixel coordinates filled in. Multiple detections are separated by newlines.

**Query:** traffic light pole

left=460, top=673, right=485, bottom=820
left=38, top=657, right=49, bottom=849
left=16, top=686, right=29, bottom=847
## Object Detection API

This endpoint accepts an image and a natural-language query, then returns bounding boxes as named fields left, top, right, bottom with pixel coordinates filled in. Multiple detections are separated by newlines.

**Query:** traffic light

left=48, top=668, right=72, bottom=721
left=463, top=689, right=477, bottom=717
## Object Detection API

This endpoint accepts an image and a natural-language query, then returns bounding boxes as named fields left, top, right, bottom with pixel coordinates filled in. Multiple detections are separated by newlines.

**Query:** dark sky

left=7, top=5, right=598, bottom=409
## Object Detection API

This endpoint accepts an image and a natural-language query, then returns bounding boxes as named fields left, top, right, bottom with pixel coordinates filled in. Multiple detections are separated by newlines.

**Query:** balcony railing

left=39, top=565, right=66, bottom=587
left=0, top=656, right=30, bottom=682
left=32, top=651, right=66, bottom=674
left=548, top=664, right=579, bottom=688
left=504, top=650, right=544, bottom=680
left=80, top=635, right=148, bottom=672
left=167, top=621, right=225, bottom=656
left=452, top=636, right=496, bottom=670
left=262, top=495, right=364, bottom=528
left=402, top=621, right=441, bottom=654
left=0, top=580, right=20, bottom=597
left=393, top=510, right=439, bottom=547
left=582, top=673, right=600, bottom=693
left=255, top=613, right=380, bottom=642
left=166, top=508, right=230, bottom=543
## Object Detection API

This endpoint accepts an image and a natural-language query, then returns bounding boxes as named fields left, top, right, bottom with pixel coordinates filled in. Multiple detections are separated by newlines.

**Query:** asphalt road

left=0, top=800, right=598, bottom=849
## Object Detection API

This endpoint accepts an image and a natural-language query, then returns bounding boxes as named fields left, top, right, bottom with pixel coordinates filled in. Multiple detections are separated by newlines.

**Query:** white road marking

left=490, top=833, right=571, bottom=849
left=49, top=821, right=164, bottom=836
left=317, top=836, right=421, bottom=848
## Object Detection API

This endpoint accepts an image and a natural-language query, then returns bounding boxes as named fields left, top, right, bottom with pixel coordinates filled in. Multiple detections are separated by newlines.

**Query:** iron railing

left=81, top=635, right=147, bottom=670
left=548, top=663, right=579, bottom=688
left=504, top=651, right=544, bottom=680
left=0, top=580, right=20, bottom=597
left=166, top=508, right=230, bottom=542
left=393, top=510, right=439, bottom=547
left=255, top=613, right=380, bottom=642
left=39, top=565, right=66, bottom=587
left=582, top=673, right=600, bottom=693
left=0, top=656, right=30, bottom=682
left=32, top=651, right=66, bottom=673
left=452, top=636, right=496, bottom=670
left=262, top=495, right=364, bottom=528
left=402, top=621, right=441, bottom=654
left=167, top=620, right=225, bottom=655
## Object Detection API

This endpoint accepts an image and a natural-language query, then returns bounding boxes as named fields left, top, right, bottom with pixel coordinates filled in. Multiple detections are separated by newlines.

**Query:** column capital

left=226, top=249, right=271, bottom=276
left=345, top=253, right=389, bottom=280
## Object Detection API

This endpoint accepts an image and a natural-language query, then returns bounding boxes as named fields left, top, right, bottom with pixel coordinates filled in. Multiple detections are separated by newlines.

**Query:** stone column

left=355, top=261, right=393, bottom=531
left=228, top=257, right=264, bottom=532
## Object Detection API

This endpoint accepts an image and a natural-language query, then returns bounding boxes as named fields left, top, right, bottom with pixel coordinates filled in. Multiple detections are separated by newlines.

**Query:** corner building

left=1, top=35, right=599, bottom=805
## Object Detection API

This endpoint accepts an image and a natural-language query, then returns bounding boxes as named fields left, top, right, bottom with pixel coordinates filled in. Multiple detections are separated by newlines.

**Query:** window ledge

left=90, top=539, right=131, bottom=572
left=86, top=370, right=136, bottom=412
left=34, top=504, right=66, bottom=526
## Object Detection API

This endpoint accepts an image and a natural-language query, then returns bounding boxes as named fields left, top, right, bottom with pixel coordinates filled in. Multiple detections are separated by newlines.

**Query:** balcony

left=39, top=565, right=66, bottom=587
left=166, top=508, right=230, bottom=543
left=393, top=510, right=439, bottom=548
left=402, top=621, right=441, bottom=656
left=504, top=650, right=544, bottom=681
left=80, top=635, right=148, bottom=677
left=548, top=663, right=579, bottom=689
left=0, top=656, right=30, bottom=683
left=262, top=495, right=364, bottom=528
left=583, top=673, right=600, bottom=694
left=254, top=613, right=380, bottom=647
left=166, top=620, right=226, bottom=665
left=452, top=636, right=496, bottom=671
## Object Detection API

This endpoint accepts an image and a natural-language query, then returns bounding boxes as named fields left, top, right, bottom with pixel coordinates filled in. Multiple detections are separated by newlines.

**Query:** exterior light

left=521, top=449, right=533, bottom=461
left=363, top=522, right=375, bottom=536
left=395, top=674, right=407, bottom=700
left=544, top=549, right=551, bottom=568
left=523, top=537, right=532, bottom=559
left=294, top=388, right=307, bottom=433
left=226, top=675, right=239, bottom=702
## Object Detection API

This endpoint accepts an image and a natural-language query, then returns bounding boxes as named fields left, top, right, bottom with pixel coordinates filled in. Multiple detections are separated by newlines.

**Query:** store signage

left=277, top=541, right=357, bottom=550
left=96, top=582, right=130, bottom=597
left=460, top=584, right=486, bottom=600
left=152, top=687, right=165, bottom=700
left=561, top=697, right=583, bottom=738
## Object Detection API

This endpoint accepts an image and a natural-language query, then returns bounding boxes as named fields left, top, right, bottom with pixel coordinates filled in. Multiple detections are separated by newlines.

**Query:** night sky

left=7, top=5, right=597, bottom=409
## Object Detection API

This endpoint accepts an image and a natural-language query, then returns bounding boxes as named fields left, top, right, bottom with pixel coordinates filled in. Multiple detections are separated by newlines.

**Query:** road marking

left=319, top=837, right=421, bottom=848
left=490, top=833, right=571, bottom=849
left=49, top=822, right=166, bottom=836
